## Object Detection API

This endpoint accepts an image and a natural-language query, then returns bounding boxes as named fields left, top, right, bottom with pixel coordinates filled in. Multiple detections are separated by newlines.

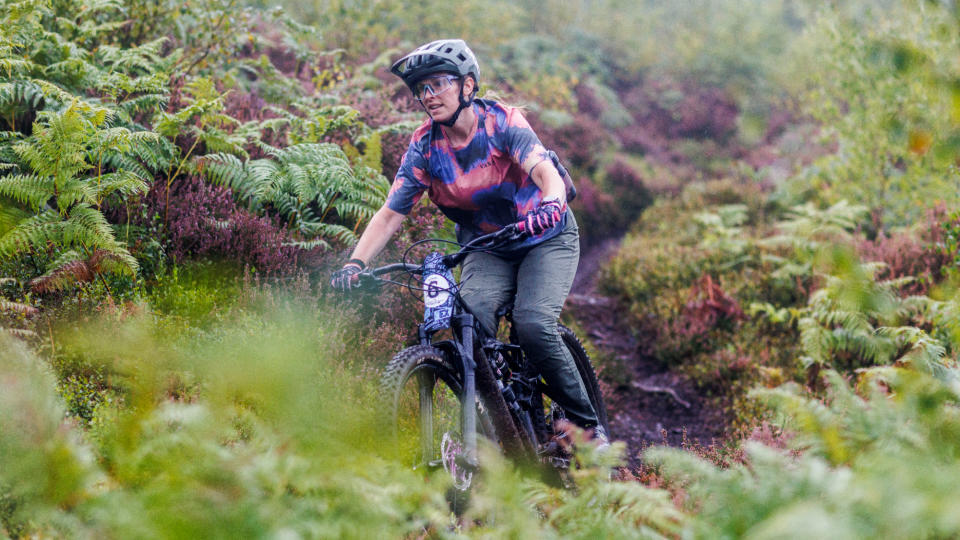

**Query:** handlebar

left=441, top=222, right=523, bottom=268
left=356, top=222, right=525, bottom=288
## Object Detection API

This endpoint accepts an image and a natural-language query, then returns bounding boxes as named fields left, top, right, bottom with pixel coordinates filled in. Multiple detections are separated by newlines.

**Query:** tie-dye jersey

left=386, top=99, right=568, bottom=253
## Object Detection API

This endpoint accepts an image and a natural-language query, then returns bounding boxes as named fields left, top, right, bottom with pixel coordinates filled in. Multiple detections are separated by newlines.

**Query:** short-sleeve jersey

left=386, top=99, right=567, bottom=253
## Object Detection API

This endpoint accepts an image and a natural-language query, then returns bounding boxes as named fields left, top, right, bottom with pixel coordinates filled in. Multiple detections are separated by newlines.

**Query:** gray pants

left=459, top=214, right=599, bottom=428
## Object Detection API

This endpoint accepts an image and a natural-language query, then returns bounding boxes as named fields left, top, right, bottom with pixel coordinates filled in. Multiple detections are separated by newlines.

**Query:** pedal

left=538, top=440, right=572, bottom=470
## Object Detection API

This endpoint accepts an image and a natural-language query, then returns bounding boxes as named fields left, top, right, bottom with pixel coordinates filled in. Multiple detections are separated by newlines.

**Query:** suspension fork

left=452, top=313, right=479, bottom=470
left=451, top=313, right=529, bottom=464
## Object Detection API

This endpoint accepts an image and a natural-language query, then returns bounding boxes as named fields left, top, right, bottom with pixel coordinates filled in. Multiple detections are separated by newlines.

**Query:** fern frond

left=877, top=326, right=948, bottom=376
left=0, top=80, right=45, bottom=130
left=55, top=177, right=97, bottom=211
left=0, top=197, right=33, bottom=235
left=100, top=149, right=151, bottom=181
left=2, top=327, right=37, bottom=338
left=31, top=79, right=79, bottom=106
left=198, top=152, right=246, bottom=185
left=14, top=103, right=90, bottom=181
left=118, top=92, right=167, bottom=118
left=799, top=317, right=832, bottom=365
left=29, top=249, right=89, bottom=293
left=831, top=327, right=894, bottom=364
left=0, top=174, right=54, bottom=211
left=91, top=170, right=149, bottom=199
left=0, top=209, right=61, bottom=256
left=197, top=125, right=248, bottom=158
left=97, top=37, right=167, bottom=75
left=199, top=141, right=385, bottom=249
left=0, top=58, right=37, bottom=79
left=125, top=134, right=176, bottom=174
left=62, top=205, right=113, bottom=246
left=284, top=237, right=330, bottom=250
left=0, top=298, right=38, bottom=316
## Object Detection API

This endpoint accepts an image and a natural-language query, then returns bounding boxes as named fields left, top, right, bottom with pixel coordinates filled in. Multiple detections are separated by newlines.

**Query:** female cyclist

left=331, top=39, right=606, bottom=442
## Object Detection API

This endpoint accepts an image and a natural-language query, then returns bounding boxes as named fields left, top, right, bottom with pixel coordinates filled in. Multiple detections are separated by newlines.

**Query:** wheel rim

left=441, top=432, right=473, bottom=490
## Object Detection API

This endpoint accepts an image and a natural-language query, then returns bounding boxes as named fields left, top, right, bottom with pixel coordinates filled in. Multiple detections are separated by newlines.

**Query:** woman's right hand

left=330, top=260, right=364, bottom=291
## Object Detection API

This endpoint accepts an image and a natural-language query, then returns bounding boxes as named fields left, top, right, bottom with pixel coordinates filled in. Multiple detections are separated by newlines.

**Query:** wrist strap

left=346, top=258, right=366, bottom=269
left=541, top=197, right=566, bottom=210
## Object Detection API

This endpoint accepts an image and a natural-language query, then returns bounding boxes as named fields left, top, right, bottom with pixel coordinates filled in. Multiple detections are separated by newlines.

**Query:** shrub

left=123, top=175, right=304, bottom=275
left=653, top=274, right=746, bottom=367
left=572, top=158, right=653, bottom=241
left=528, top=110, right=611, bottom=172
left=781, top=1, right=960, bottom=226
left=857, top=225, right=950, bottom=297
left=619, top=78, right=739, bottom=142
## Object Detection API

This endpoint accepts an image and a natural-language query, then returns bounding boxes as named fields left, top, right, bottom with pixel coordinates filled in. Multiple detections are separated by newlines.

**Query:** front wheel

left=380, top=345, right=491, bottom=490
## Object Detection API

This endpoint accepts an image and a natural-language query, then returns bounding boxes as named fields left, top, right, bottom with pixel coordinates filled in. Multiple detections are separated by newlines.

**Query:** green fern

left=789, top=259, right=959, bottom=380
left=0, top=80, right=44, bottom=131
left=199, top=142, right=387, bottom=248
left=760, top=200, right=868, bottom=261
left=0, top=100, right=152, bottom=276
left=647, top=365, right=960, bottom=538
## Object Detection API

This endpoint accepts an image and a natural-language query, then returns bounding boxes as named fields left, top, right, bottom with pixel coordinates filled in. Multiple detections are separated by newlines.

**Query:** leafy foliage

left=199, top=142, right=387, bottom=249
left=0, top=101, right=159, bottom=282
left=648, top=367, right=960, bottom=538
left=781, top=0, right=960, bottom=226
left=0, top=290, right=684, bottom=538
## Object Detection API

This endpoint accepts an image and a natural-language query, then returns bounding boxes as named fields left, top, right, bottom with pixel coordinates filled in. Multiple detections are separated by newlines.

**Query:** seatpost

left=453, top=313, right=479, bottom=468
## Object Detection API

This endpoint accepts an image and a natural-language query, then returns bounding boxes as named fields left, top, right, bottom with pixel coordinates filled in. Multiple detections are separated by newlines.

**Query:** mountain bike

left=355, top=223, right=608, bottom=493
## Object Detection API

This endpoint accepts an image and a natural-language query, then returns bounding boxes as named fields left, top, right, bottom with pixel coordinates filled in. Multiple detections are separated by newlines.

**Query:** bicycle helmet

left=390, top=39, right=480, bottom=127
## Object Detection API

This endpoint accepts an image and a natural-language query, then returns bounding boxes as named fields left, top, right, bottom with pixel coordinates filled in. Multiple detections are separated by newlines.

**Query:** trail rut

left=567, top=237, right=726, bottom=466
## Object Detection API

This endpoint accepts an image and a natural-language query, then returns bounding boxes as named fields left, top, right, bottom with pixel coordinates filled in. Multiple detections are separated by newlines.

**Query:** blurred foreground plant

left=647, top=366, right=960, bottom=539
left=1, top=288, right=691, bottom=538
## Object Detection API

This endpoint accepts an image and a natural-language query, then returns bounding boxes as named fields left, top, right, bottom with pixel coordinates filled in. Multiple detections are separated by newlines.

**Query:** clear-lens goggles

left=413, top=75, right=458, bottom=100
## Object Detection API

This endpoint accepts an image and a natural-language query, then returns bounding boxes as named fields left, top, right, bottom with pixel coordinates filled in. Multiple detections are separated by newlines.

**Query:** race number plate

left=423, top=273, right=452, bottom=308
left=422, top=252, right=456, bottom=332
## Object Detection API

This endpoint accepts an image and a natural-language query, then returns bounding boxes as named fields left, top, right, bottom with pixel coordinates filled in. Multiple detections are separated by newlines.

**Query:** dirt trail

left=567, top=237, right=725, bottom=465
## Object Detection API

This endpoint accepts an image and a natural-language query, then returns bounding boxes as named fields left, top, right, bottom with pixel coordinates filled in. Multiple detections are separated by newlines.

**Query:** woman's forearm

left=530, top=160, right=567, bottom=203
left=349, top=205, right=406, bottom=266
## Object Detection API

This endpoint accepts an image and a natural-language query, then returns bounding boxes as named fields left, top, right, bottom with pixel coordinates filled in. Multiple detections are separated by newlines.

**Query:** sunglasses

left=413, top=75, right=459, bottom=100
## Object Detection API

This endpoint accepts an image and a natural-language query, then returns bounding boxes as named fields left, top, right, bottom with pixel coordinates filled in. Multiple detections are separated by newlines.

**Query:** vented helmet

left=390, top=39, right=480, bottom=91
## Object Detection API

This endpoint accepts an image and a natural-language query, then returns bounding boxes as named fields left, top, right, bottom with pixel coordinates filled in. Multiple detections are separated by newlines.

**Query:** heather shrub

left=602, top=234, right=706, bottom=311
left=127, top=175, right=303, bottom=275
left=601, top=178, right=773, bottom=310
left=528, top=110, right=611, bottom=172
left=857, top=218, right=950, bottom=296
left=680, top=178, right=773, bottom=224
left=621, top=78, right=739, bottom=142
left=573, top=158, right=653, bottom=241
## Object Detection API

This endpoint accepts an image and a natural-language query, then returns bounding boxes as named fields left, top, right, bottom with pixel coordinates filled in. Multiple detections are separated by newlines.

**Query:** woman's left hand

left=524, top=198, right=565, bottom=235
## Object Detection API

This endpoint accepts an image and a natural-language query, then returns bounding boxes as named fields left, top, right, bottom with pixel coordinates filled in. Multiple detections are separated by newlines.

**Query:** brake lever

left=353, top=271, right=381, bottom=292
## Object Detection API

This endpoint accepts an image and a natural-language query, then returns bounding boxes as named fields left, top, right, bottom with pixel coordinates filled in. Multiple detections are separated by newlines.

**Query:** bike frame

left=367, top=225, right=530, bottom=472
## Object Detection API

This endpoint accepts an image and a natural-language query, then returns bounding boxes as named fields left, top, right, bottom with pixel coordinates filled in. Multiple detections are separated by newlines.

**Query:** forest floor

left=567, top=237, right=726, bottom=467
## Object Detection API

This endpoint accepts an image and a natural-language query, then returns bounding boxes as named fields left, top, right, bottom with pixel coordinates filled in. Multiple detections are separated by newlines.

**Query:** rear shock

left=482, top=339, right=539, bottom=455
